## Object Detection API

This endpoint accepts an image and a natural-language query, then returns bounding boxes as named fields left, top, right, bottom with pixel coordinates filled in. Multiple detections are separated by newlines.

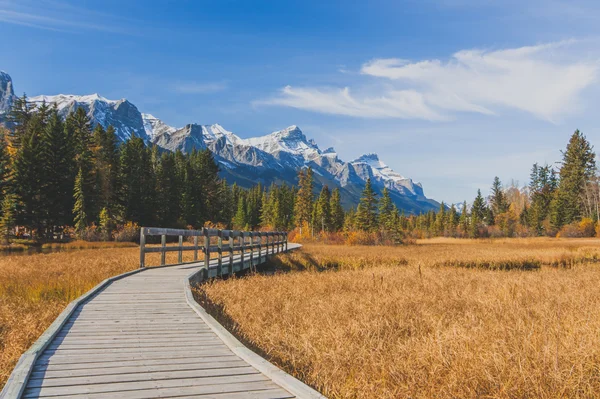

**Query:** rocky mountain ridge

left=0, top=71, right=439, bottom=213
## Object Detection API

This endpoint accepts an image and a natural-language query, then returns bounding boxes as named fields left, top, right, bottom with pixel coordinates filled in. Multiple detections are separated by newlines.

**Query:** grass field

left=199, top=238, right=600, bottom=399
left=0, top=246, right=140, bottom=388
left=0, top=239, right=254, bottom=389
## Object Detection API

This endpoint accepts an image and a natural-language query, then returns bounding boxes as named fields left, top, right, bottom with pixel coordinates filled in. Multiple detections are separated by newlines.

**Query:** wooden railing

left=139, top=227, right=288, bottom=272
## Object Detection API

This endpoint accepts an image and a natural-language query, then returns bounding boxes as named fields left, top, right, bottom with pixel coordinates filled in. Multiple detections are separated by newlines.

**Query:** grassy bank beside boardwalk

left=200, top=238, right=600, bottom=399
left=0, top=247, right=139, bottom=388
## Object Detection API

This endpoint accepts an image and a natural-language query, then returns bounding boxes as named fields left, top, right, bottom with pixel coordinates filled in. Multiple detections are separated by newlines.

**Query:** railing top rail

left=142, top=227, right=287, bottom=238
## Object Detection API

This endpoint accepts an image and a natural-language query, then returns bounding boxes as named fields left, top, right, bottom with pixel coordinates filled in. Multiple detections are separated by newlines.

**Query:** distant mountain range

left=0, top=71, right=440, bottom=213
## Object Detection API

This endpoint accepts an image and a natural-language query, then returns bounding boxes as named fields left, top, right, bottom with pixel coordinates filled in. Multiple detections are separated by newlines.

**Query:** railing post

left=240, top=232, right=245, bottom=269
left=139, top=227, right=146, bottom=268
left=204, top=228, right=210, bottom=275
left=271, top=233, right=275, bottom=254
left=277, top=232, right=281, bottom=253
left=229, top=231, right=234, bottom=275
left=264, top=233, right=268, bottom=256
left=285, top=232, right=288, bottom=251
left=161, top=234, right=166, bottom=266
left=249, top=233, right=254, bottom=269
left=217, top=230, right=223, bottom=277
left=258, top=232, right=263, bottom=262
left=178, top=235, right=183, bottom=264
left=193, top=235, right=199, bottom=261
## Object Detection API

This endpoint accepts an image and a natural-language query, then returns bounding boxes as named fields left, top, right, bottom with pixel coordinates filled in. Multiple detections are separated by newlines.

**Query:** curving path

left=4, top=243, right=321, bottom=399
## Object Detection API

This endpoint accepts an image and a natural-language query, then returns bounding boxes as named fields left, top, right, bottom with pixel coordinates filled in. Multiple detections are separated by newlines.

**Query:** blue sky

left=1, top=0, right=600, bottom=203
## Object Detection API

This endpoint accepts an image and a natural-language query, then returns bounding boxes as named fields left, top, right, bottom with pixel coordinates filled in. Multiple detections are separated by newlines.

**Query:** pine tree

left=355, top=178, right=378, bottom=232
left=6, top=94, right=34, bottom=152
left=490, top=176, right=508, bottom=217
left=0, top=193, right=16, bottom=244
left=434, top=202, right=446, bottom=236
left=459, top=201, right=469, bottom=234
left=472, top=189, right=487, bottom=222
left=73, top=168, right=87, bottom=234
left=293, top=168, right=313, bottom=233
left=13, top=106, right=47, bottom=239
left=41, top=107, right=77, bottom=235
left=118, top=137, right=155, bottom=226
left=98, top=207, right=112, bottom=241
left=93, top=124, right=120, bottom=222
left=314, top=185, right=332, bottom=232
left=529, top=163, right=558, bottom=235
left=551, top=130, right=596, bottom=227
left=330, top=188, right=344, bottom=232
left=343, top=207, right=356, bottom=231
left=378, top=187, right=395, bottom=233
left=233, top=195, right=247, bottom=230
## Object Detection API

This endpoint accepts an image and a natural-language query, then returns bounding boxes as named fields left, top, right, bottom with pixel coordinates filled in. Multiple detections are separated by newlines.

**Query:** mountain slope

left=0, top=71, right=14, bottom=121
left=29, top=94, right=149, bottom=142
left=0, top=71, right=440, bottom=214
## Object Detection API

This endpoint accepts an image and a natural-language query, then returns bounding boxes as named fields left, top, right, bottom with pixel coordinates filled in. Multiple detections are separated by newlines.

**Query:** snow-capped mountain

left=142, top=113, right=176, bottom=141
left=144, top=113, right=438, bottom=212
left=28, top=94, right=149, bottom=142
left=0, top=71, right=14, bottom=119
left=0, top=71, right=440, bottom=213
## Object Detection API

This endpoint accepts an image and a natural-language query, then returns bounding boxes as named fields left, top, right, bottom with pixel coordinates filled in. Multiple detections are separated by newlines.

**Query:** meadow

left=199, top=238, right=600, bottom=399
left=0, top=239, right=249, bottom=389
left=0, top=244, right=139, bottom=387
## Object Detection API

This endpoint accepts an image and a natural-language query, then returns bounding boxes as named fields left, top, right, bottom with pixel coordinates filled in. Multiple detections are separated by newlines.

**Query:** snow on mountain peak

left=0, top=71, right=14, bottom=116
left=201, top=123, right=243, bottom=146
left=352, top=153, right=387, bottom=169
left=30, top=93, right=116, bottom=106
left=142, top=113, right=176, bottom=140
left=245, top=125, right=321, bottom=160
left=29, top=92, right=148, bottom=142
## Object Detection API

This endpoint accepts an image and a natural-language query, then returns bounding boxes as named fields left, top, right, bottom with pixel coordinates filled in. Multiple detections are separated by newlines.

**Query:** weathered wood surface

left=19, top=245, right=306, bottom=399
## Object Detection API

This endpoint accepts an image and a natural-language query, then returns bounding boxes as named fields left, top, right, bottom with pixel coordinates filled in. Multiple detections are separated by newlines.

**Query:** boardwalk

left=2, top=230, right=321, bottom=399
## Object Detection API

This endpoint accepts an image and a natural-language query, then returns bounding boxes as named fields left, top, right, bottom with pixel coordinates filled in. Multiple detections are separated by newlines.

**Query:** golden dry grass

left=0, top=247, right=140, bottom=388
left=0, top=239, right=262, bottom=389
left=199, top=238, right=600, bottom=399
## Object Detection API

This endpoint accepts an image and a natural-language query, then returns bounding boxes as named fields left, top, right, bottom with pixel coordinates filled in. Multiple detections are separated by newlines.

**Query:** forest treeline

left=0, top=96, right=598, bottom=244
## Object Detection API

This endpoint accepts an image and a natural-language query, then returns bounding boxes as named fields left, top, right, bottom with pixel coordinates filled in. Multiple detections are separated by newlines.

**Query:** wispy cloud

left=258, top=85, right=446, bottom=120
left=0, top=0, right=136, bottom=34
left=172, top=81, right=228, bottom=94
left=260, top=40, right=599, bottom=122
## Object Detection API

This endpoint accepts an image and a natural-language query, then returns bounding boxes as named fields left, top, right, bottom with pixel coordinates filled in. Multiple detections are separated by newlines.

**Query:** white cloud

left=262, top=41, right=599, bottom=122
left=0, top=0, right=135, bottom=34
left=172, top=81, right=228, bottom=94
left=258, top=85, right=446, bottom=120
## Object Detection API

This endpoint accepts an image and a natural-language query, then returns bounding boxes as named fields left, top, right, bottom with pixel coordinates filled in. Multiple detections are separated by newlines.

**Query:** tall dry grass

left=0, top=247, right=140, bottom=388
left=199, top=238, right=600, bottom=399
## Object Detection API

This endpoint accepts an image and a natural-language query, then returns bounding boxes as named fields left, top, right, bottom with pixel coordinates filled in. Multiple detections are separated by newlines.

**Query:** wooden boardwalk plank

left=20, top=248, right=301, bottom=399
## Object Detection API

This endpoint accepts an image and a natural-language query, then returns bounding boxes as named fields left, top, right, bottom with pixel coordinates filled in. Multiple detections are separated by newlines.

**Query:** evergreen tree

left=355, top=178, right=378, bottom=232
left=0, top=193, right=16, bottom=244
left=233, top=195, right=247, bottom=230
left=472, top=189, right=487, bottom=222
left=6, top=94, right=34, bottom=152
left=93, top=125, right=120, bottom=222
left=330, top=188, right=344, bottom=232
left=294, top=168, right=313, bottom=232
left=40, top=107, right=76, bottom=234
left=118, top=137, right=155, bottom=226
left=551, top=130, right=596, bottom=227
left=98, top=207, right=112, bottom=241
left=343, top=207, right=356, bottom=231
left=490, top=176, right=509, bottom=217
left=13, top=106, right=47, bottom=238
left=459, top=201, right=469, bottom=234
left=378, top=187, right=395, bottom=233
left=314, top=185, right=332, bottom=232
left=73, top=168, right=87, bottom=234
